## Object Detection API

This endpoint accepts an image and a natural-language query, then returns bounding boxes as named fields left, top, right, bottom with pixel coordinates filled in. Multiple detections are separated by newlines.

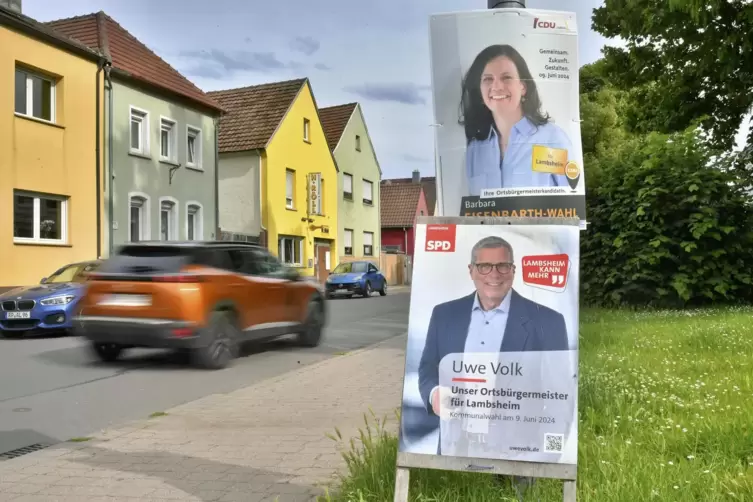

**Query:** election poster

left=428, top=8, right=586, bottom=226
left=398, top=222, right=579, bottom=465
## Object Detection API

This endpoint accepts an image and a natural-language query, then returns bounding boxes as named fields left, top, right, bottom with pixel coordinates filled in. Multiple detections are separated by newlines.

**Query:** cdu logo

left=565, top=161, right=581, bottom=191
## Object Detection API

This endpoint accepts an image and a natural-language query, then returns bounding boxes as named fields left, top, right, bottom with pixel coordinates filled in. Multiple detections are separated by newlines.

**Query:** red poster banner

left=521, top=254, right=570, bottom=289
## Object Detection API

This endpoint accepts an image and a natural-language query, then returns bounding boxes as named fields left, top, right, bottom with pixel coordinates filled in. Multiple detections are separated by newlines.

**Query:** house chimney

left=0, top=0, right=21, bottom=13
left=412, top=169, right=420, bottom=184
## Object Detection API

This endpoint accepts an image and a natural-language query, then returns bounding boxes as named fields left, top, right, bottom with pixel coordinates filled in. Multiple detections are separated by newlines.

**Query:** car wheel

left=194, top=311, right=239, bottom=370
left=363, top=281, right=372, bottom=298
left=379, top=282, right=387, bottom=296
left=90, top=342, right=123, bottom=362
left=297, top=298, right=324, bottom=347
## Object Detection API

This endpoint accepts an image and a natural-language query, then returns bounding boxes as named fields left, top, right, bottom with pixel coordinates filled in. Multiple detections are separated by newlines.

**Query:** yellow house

left=0, top=5, right=106, bottom=290
left=209, top=79, right=339, bottom=281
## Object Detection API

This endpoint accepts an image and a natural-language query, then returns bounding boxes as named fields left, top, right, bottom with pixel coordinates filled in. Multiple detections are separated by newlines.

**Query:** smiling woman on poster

left=460, top=44, right=573, bottom=196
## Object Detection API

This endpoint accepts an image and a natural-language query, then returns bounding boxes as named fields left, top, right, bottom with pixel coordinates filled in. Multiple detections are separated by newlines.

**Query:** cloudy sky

left=25, top=0, right=616, bottom=180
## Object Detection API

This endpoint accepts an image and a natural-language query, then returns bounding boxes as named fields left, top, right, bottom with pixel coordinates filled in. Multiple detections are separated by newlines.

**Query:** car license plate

left=5, top=311, right=31, bottom=319
left=98, top=294, right=152, bottom=307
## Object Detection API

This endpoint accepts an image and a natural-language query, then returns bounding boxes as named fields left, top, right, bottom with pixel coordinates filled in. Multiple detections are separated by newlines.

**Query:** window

left=160, top=117, right=177, bottom=162
left=363, top=231, right=374, bottom=256
left=129, top=194, right=150, bottom=242
left=286, top=169, right=295, bottom=209
left=343, top=173, right=353, bottom=200
left=130, top=107, right=149, bottom=155
left=15, top=67, right=55, bottom=122
left=278, top=235, right=304, bottom=266
left=355, top=135, right=362, bottom=152
left=159, top=198, right=178, bottom=241
left=186, top=203, right=203, bottom=240
left=13, top=191, right=67, bottom=244
left=187, top=126, right=202, bottom=169
left=303, top=118, right=310, bottom=142
left=242, top=248, right=285, bottom=277
left=344, top=229, right=353, bottom=256
left=363, top=179, right=374, bottom=205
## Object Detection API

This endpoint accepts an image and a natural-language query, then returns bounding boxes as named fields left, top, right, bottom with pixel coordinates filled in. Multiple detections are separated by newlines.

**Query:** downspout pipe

left=95, top=61, right=103, bottom=259
left=104, top=64, right=114, bottom=254
left=214, top=117, right=220, bottom=240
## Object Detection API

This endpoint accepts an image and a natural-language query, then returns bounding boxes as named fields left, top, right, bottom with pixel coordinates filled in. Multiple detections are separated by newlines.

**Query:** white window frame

left=303, top=118, right=310, bottom=142
left=158, top=196, right=179, bottom=241
left=344, top=229, right=353, bottom=256
left=159, top=116, right=177, bottom=163
left=286, top=169, right=295, bottom=209
left=343, top=173, right=353, bottom=200
left=129, top=106, right=150, bottom=156
left=185, top=201, right=204, bottom=240
left=363, top=179, right=374, bottom=205
left=15, top=67, right=56, bottom=123
left=186, top=125, right=203, bottom=170
left=363, top=231, right=374, bottom=256
left=278, top=235, right=304, bottom=266
left=128, top=191, right=151, bottom=242
left=13, top=190, right=68, bottom=245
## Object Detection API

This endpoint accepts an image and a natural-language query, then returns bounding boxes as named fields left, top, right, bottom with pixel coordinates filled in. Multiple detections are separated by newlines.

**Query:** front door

left=315, top=245, right=330, bottom=283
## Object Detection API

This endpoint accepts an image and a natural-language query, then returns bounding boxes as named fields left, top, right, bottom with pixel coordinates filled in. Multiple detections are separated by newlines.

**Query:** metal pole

left=488, top=0, right=525, bottom=8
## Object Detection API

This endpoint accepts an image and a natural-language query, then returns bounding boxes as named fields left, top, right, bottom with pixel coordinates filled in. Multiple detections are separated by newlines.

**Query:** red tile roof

left=381, top=183, right=423, bottom=227
left=384, top=176, right=437, bottom=216
left=45, top=12, right=223, bottom=114
left=319, top=103, right=357, bottom=151
left=207, top=79, right=306, bottom=153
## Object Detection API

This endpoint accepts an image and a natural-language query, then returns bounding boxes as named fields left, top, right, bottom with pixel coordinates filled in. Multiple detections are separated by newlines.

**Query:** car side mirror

left=40, top=277, right=47, bottom=284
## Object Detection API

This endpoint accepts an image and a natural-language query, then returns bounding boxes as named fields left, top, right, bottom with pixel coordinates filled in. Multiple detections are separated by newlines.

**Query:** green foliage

left=581, top=125, right=753, bottom=307
left=591, top=0, right=753, bottom=151
left=321, top=308, right=753, bottom=501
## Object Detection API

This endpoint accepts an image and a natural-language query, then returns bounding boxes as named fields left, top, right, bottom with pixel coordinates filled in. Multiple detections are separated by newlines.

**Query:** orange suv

left=73, top=241, right=326, bottom=369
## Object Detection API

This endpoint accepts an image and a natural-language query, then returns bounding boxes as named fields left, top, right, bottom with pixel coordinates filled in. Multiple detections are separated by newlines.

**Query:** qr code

left=544, top=433, right=564, bottom=453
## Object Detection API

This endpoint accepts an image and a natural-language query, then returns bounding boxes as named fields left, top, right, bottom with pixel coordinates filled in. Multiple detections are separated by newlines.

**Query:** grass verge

left=319, top=307, right=753, bottom=501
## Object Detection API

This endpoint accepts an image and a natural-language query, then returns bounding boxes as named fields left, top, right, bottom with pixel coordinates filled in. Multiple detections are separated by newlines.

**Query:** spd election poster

left=398, top=222, right=579, bottom=465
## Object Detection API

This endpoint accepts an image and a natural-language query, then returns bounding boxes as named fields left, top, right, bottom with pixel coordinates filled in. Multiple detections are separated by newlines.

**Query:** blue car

left=325, top=260, right=387, bottom=298
left=0, top=260, right=100, bottom=337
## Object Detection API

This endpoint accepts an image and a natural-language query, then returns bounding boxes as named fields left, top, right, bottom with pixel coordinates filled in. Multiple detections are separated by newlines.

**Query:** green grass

left=319, top=307, right=753, bottom=501
left=67, top=437, right=92, bottom=442
left=149, top=411, right=168, bottom=418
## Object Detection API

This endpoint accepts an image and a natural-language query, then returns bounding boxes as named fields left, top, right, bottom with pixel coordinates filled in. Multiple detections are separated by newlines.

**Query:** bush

left=581, top=126, right=753, bottom=308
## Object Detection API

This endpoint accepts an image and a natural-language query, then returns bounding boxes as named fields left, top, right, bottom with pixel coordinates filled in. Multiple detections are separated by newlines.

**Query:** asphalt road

left=0, top=289, right=410, bottom=456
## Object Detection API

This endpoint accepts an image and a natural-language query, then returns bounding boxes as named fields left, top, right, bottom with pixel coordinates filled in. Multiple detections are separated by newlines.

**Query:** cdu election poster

left=398, top=222, right=580, bottom=465
left=428, top=8, right=586, bottom=226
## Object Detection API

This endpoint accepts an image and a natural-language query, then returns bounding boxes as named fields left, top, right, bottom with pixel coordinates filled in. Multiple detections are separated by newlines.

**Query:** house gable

left=45, top=11, right=222, bottom=115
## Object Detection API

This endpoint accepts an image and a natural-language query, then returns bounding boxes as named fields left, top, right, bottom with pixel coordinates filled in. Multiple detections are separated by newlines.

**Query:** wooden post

left=393, top=466, right=410, bottom=502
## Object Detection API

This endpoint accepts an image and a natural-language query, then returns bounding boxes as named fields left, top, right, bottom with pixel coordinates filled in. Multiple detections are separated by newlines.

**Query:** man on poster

left=417, top=235, right=569, bottom=455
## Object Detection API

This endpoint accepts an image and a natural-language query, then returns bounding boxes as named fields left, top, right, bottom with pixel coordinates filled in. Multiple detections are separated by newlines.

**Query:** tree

left=591, top=0, right=753, bottom=151
left=581, top=125, right=753, bottom=308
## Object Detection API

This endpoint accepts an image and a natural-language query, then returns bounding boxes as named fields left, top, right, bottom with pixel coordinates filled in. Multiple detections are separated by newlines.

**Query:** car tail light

left=171, top=327, right=194, bottom=338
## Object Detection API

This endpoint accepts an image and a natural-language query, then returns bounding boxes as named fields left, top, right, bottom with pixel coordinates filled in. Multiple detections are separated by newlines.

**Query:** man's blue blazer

left=417, top=289, right=569, bottom=415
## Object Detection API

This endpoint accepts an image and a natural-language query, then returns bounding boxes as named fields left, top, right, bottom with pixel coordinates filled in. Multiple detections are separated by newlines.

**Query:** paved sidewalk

left=0, top=335, right=407, bottom=502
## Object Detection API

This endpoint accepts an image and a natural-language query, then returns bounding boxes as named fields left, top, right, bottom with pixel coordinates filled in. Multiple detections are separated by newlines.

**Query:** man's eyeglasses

left=474, top=262, right=514, bottom=275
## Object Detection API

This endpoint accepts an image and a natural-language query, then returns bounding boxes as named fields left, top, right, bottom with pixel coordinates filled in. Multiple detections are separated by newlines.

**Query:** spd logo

left=425, top=224, right=456, bottom=252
